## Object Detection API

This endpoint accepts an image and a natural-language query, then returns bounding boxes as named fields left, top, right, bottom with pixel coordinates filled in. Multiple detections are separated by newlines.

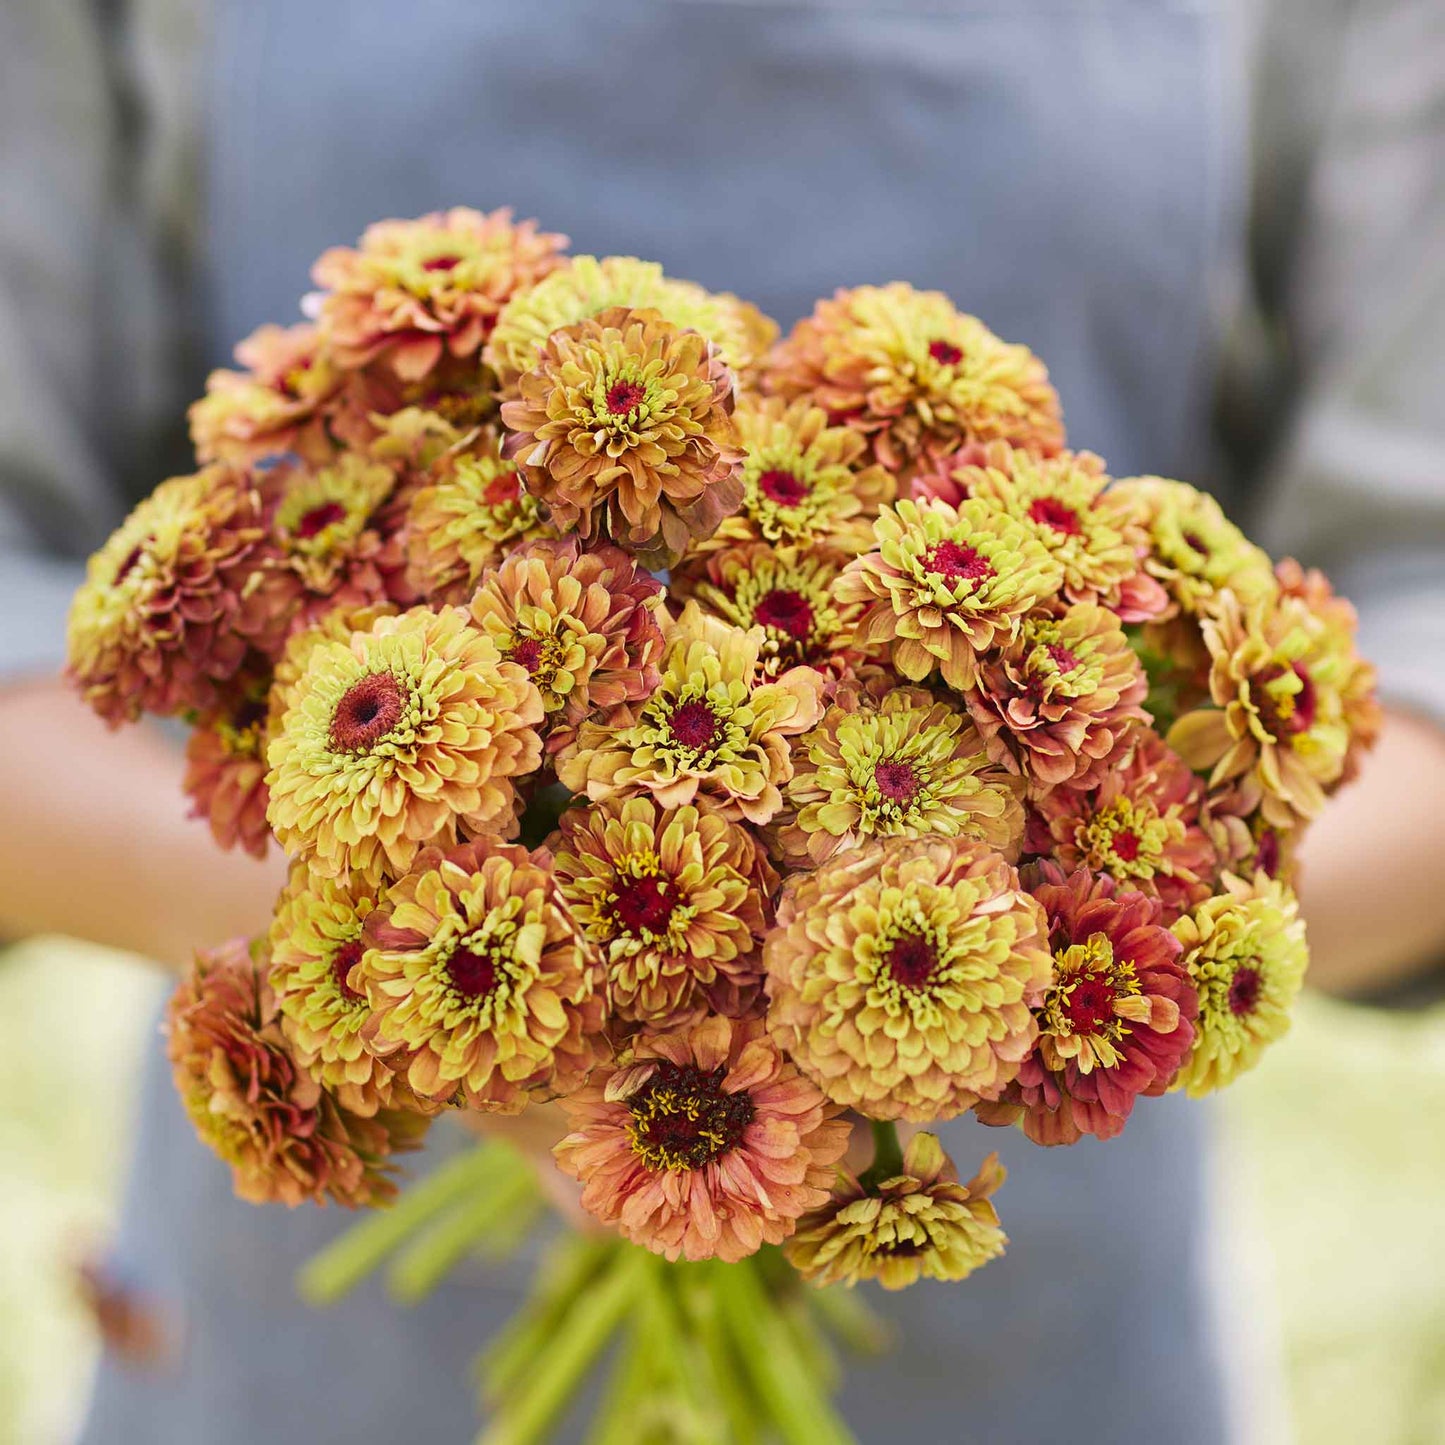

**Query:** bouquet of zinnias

left=66, top=207, right=1378, bottom=1443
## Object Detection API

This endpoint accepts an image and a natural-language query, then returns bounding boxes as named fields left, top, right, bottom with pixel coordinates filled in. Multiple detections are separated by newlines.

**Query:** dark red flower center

left=330, top=940, right=365, bottom=1004
left=510, top=637, right=544, bottom=673
left=483, top=472, right=522, bottom=505
left=295, top=500, right=348, bottom=540
left=329, top=672, right=406, bottom=752
left=924, top=539, right=995, bottom=584
left=1228, top=965, right=1263, bottom=1016
left=753, top=588, right=814, bottom=641
left=605, top=380, right=647, bottom=416
left=628, top=1061, right=755, bottom=1171
left=422, top=253, right=461, bottom=272
left=668, top=699, right=720, bottom=752
left=1183, top=531, right=1210, bottom=556
left=758, top=468, right=809, bottom=507
left=1255, top=829, right=1281, bottom=879
left=612, top=875, right=681, bottom=936
left=447, top=946, right=499, bottom=999
left=1063, top=972, right=1117, bottom=1034
left=1028, top=496, right=1084, bottom=536
left=1111, top=828, right=1141, bottom=863
left=874, top=759, right=921, bottom=803
left=1257, top=663, right=1317, bottom=738
left=928, top=339, right=964, bottom=367
left=886, top=932, right=937, bottom=989
left=232, top=694, right=269, bottom=734
left=1045, top=642, right=1080, bottom=673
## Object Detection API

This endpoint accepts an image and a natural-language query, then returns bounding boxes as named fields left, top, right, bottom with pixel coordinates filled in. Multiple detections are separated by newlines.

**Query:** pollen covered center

left=604, top=379, right=647, bottom=417
left=668, top=699, right=721, bottom=752
left=626, top=1062, right=756, bottom=1171
left=924, top=539, right=995, bottom=584
left=612, top=874, right=682, bottom=937
left=873, top=758, right=921, bottom=804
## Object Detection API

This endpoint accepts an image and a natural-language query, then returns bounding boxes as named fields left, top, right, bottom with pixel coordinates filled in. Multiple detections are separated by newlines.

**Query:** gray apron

left=84, top=2, right=1241, bottom=1440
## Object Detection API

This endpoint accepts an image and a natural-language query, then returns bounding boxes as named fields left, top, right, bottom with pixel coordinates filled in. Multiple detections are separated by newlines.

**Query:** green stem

left=857, top=1120, right=904, bottom=1194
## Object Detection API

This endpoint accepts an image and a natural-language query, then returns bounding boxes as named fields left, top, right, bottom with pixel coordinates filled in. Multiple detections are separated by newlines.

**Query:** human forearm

left=0, top=675, right=286, bottom=971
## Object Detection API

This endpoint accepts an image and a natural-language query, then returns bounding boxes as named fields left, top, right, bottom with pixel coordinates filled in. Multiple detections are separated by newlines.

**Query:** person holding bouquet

left=1, top=2, right=1443, bottom=1441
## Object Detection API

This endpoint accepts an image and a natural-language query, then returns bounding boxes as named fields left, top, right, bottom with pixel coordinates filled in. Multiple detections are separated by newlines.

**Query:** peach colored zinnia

left=764, top=837, right=1052, bottom=1120
left=554, top=1015, right=848, bottom=1262
left=183, top=673, right=274, bottom=860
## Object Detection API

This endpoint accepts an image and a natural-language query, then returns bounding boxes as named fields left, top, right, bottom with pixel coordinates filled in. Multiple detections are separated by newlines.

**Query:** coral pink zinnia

left=554, top=1015, right=849, bottom=1262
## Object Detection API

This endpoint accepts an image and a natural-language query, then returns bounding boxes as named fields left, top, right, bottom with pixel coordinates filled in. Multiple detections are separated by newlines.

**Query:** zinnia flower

left=557, top=603, right=824, bottom=826
left=777, top=684, right=1024, bottom=867
left=67, top=466, right=287, bottom=723
left=401, top=425, right=553, bottom=603
left=166, top=938, right=423, bottom=1207
left=785, top=1135, right=1006, bottom=1289
left=468, top=537, right=665, bottom=753
left=697, top=396, right=894, bottom=556
left=1028, top=730, right=1218, bottom=924
left=835, top=497, right=1064, bottom=691
left=268, top=863, right=409, bottom=1117
left=975, top=865, right=1196, bottom=1144
left=310, top=208, right=569, bottom=379
left=500, top=307, right=744, bottom=567
left=1167, top=590, right=1355, bottom=826
left=1107, top=476, right=1276, bottom=617
left=1171, top=874, right=1308, bottom=1096
left=1201, top=779, right=1298, bottom=884
left=189, top=322, right=343, bottom=466
left=485, top=254, right=775, bottom=397
left=266, top=606, right=544, bottom=881
left=553, top=1014, right=849, bottom=1262
left=762, top=283, right=1064, bottom=475
left=764, top=837, right=1052, bottom=1120
left=670, top=541, right=863, bottom=679
left=964, top=601, right=1149, bottom=793
left=183, top=672, right=274, bottom=859
left=359, top=838, right=605, bottom=1111
left=549, top=794, right=776, bottom=1028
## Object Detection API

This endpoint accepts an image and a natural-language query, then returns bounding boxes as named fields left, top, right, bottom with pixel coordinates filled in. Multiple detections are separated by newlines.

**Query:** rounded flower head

left=1171, top=874, right=1308, bottom=1097
left=785, top=1135, right=1006, bottom=1290
left=166, top=939, right=424, bottom=1207
left=189, top=322, right=343, bottom=466
left=183, top=672, right=274, bottom=860
left=67, top=466, right=287, bottom=723
left=485, top=254, right=775, bottom=397
left=1108, top=476, right=1277, bottom=617
left=764, top=837, right=1052, bottom=1120
left=1167, top=590, right=1355, bottom=827
left=268, top=863, right=409, bottom=1117
left=549, top=794, right=776, bottom=1029
left=762, top=283, right=1064, bottom=476
left=964, top=601, right=1149, bottom=794
left=359, top=838, right=605, bottom=1111
left=557, top=603, right=825, bottom=826
left=500, top=307, right=744, bottom=568
left=265, top=601, right=398, bottom=738
left=310, top=208, right=569, bottom=380
left=976, top=865, right=1196, bottom=1145
left=670, top=542, right=863, bottom=680
left=836, top=497, right=1065, bottom=691
left=1028, top=730, right=1218, bottom=923
left=778, top=684, right=1024, bottom=867
left=698, top=396, right=895, bottom=556
left=468, top=537, right=665, bottom=754
left=554, top=1014, right=848, bottom=1262
left=400, top=424, right=553, bottom=603
left=958, top=445, right=1166, bottom=618
left=266, top=606, right=544, bottom=881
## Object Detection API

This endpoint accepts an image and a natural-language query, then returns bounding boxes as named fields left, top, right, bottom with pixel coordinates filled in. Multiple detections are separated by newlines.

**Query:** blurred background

left=4, top=936, right=1444, bottom=1445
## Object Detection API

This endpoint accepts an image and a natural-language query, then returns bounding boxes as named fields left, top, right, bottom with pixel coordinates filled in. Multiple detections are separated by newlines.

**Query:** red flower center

left=886, top=933, right=937, bottom=989
left=605, top=380, right=647, bottom=416
left=1228, top=965, right=1263, bottom=1016
left=1112, top=828, right=1141, bottom=863
left=612, top=875, right=681, bottom=936
left=114, top=544, right=145, bottom=586
left=330, top=940, right=365, bottom=1004
left=295, top=500, right=348, bottom=540
left=329, top=672, right=406, bottom=752
left=1063, top=972, right=1117, bottom=1034
left=483, top=472, right=522, bottom=505
left=1255, top=829, right=1281, bottom=879
left=1183, top=531, right=1210, bottom=556
left=753, top=588, right=814, bottom=640
left=928, top=339, right=964, bottom=366
left=668, top=699, right=720, bottom=752
left=447, top=946, right=499, bottom=1000
left=758, top=469, right=809, bottom=507
left=1045, top=642, right=1080, bottom=673
left=924, top=539, right=995, bottom=584
left=422, top=253, right=461, bottom=272
left=628, top=1061, right=756, bottom=1171
left=874, top=759, right=921, bottom=803
left=510, top=637, right=544, bottom=673
left=1028, top=496, right=1084, bottom=536
left=1257, top=663, right=1317, bottom=738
